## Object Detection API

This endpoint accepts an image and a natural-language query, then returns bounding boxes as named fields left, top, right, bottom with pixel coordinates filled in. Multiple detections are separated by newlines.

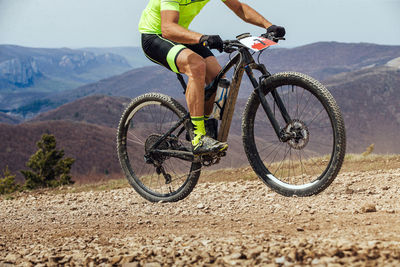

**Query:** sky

left=0, top=0, right=399, bottom=48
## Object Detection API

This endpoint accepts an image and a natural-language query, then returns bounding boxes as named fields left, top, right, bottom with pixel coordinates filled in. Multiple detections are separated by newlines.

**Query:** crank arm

left=152, top=149, right=195, bottom=162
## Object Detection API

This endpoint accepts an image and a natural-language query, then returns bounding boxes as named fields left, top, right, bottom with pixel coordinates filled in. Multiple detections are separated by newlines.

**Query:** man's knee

left=178, top=50, right=206, bottom=79
left=205, top=56, right=222, bottom=83
left=187, top=59, right=206, bottom=80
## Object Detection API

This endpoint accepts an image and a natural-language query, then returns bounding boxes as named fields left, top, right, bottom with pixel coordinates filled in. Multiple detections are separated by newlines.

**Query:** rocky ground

left=1, top=168, right=400, bottom=266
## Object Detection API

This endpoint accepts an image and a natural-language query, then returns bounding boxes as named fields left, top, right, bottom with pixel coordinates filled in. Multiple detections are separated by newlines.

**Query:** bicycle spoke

left=307, top=140, right=333, bottom=148
left=272, top=144, right=290, bottom=177
left=257, top=141, right=281, bottom=155
left=127, top=131, right=144, bottom=145
left=262, top=141, right=283, bottom=164
left=119, top=98, right=199, bottom=200
left=306, top=107, right=325, bottom=127
left=303, top=150, right=324, bottom=175
left=308, top=125, right=332, bottom=130
left=297, top=149, right=308, bottom=178
left=252, top=79, right=336, bottom=188
left=298, top=93, right=313, bottom=120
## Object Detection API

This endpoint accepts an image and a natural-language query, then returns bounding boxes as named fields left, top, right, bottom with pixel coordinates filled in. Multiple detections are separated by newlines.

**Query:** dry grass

left=2, top=153, right=399, bottom=199
left=341, top=153, right=400, bottom=172
left=201, top=153, right=400, bottom=183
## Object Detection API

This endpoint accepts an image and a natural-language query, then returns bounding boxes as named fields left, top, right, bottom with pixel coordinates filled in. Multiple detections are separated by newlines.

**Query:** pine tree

left=0, top=166, right=19, bottom=195
left=21, top=134, right=75, bottom=189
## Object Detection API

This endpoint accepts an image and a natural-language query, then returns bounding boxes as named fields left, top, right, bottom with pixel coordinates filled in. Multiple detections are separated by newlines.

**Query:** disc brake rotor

left=284, top=119, right=310, bottom=150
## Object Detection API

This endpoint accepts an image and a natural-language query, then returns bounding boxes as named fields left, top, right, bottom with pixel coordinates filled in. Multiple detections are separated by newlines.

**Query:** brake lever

left=261, top=33, right=286, bottom=43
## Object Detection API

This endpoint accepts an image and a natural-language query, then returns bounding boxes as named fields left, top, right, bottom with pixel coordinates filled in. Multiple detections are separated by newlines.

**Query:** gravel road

left=1, top=168, right=400, bottom=266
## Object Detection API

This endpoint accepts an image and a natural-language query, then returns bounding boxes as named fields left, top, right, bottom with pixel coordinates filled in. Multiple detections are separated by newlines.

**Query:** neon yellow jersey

left=139, top=0, right=226, bottom=34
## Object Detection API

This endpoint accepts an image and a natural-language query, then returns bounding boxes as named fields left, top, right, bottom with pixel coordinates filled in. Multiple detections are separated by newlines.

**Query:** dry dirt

left=1, top=168, right=400, bottom=266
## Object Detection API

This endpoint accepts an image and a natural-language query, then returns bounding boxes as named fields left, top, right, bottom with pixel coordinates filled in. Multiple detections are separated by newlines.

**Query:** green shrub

left=0, top=166, right=19, bottom=195
left=21, top=134, right=75, bottom=190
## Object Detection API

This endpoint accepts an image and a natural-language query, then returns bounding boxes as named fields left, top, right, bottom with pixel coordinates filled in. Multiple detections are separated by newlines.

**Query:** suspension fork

left=244, top=64, right=292, bottom=141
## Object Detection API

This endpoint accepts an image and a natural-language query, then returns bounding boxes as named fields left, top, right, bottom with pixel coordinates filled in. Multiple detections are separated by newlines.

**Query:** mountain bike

left=117, top=33, right=346, bottom=202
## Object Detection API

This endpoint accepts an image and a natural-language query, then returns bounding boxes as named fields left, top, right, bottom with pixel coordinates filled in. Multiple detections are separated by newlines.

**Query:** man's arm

left=223, top=0, right=273, bottom=29
left=160, top=10, right=202, bottom=44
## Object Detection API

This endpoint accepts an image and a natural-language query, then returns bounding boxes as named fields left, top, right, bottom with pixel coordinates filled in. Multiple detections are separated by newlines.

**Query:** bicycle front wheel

left=242, top=72, right=346, bottom=196
left=117, top=93, right=201, bottom=202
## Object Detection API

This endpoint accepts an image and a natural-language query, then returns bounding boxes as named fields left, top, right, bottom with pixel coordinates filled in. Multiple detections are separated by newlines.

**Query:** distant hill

left=6, top=42, right=400, bottom=119
left=326, top=65, right=400, bottom=153
left=0, top=121, right=121, bottom=182
left=0, top=112, right=21, bottom=124
left=47, top=65, right=182, bottom=104
left=81, top=47, right=151, bottom=69
left=30, top=95, right=131, bottom=128
left=0, top=116, right=247, bottom=183
left=49, top=42, right=400, bottom=104
left=261, top=42, right=400, bottom=80
left=30, top=64, right=400, bottom=155
left=0, top=45, right=133, bottom=115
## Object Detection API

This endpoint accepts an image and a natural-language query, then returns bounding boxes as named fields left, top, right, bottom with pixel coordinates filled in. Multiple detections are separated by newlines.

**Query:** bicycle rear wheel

left=242, top=72, right=346, bottom=196
left=117, top=93, right=201, bottom=202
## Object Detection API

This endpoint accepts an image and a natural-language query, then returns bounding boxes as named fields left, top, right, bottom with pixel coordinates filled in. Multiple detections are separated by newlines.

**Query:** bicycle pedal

left=200, top=152, right=225, bottom=167
left=202, top=157, right=216, bottom=167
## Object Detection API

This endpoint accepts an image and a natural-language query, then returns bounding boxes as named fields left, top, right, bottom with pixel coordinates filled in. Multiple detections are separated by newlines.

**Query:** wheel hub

left=284, top=119, right=309, bottom=150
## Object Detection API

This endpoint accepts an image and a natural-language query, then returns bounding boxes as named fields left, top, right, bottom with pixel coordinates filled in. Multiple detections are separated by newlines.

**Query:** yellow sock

left=191, top=116, right=206, bottom=146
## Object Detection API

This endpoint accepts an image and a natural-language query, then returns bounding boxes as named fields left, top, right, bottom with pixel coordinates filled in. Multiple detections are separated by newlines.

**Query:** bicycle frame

left=151, top=45, right=293, bottom=162
left=203, top=46, right=292, bottom=142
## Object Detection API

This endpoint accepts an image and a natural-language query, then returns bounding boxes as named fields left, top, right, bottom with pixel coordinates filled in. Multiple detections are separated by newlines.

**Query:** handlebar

left=221, top=32, right=285, bottom=53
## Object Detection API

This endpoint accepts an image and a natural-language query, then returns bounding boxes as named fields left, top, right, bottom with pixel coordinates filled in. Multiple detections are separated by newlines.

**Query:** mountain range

left=0, top=45, right=150, bottom=117
left=2, top=42, right=400, bottom=118
left=33, top=42, right=400, bottom=113
left=1, top=41, right=399, bottom=182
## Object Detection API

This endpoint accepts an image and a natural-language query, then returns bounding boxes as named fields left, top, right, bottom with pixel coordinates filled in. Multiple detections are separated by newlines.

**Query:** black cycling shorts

left=141, top=33, right=214, bottom=73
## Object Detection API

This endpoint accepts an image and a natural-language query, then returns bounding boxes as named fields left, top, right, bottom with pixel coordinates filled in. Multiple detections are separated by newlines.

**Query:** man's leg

left=176, top=49, right=206, bottom=117
left=204, top=56, right=222, bottom=116
left=176, top=49, right=227, bottom=154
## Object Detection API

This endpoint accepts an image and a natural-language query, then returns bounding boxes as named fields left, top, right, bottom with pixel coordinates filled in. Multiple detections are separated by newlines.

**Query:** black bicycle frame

left=214, top=46, right=292, bottom=141
left=148, top=45, right=292, bottom=162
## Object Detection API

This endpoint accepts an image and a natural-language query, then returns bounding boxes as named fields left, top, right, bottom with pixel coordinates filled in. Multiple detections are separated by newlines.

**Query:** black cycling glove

left=266, top=25, right=286, bottom=38
left=199, top=35, right=223, bottom=52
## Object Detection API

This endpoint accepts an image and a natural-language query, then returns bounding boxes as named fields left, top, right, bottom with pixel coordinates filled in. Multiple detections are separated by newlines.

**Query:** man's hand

left=199, top=35, right=224, bottom=52
left=266, top=25, right=286, bottom=38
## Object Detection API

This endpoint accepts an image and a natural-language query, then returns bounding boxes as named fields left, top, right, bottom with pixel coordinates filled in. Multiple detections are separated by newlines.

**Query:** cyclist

left=139, top=0, right=285, bottom=155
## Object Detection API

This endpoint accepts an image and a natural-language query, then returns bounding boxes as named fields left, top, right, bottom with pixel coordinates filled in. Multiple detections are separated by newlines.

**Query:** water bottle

left=212, top=78, right=230, bottom=120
